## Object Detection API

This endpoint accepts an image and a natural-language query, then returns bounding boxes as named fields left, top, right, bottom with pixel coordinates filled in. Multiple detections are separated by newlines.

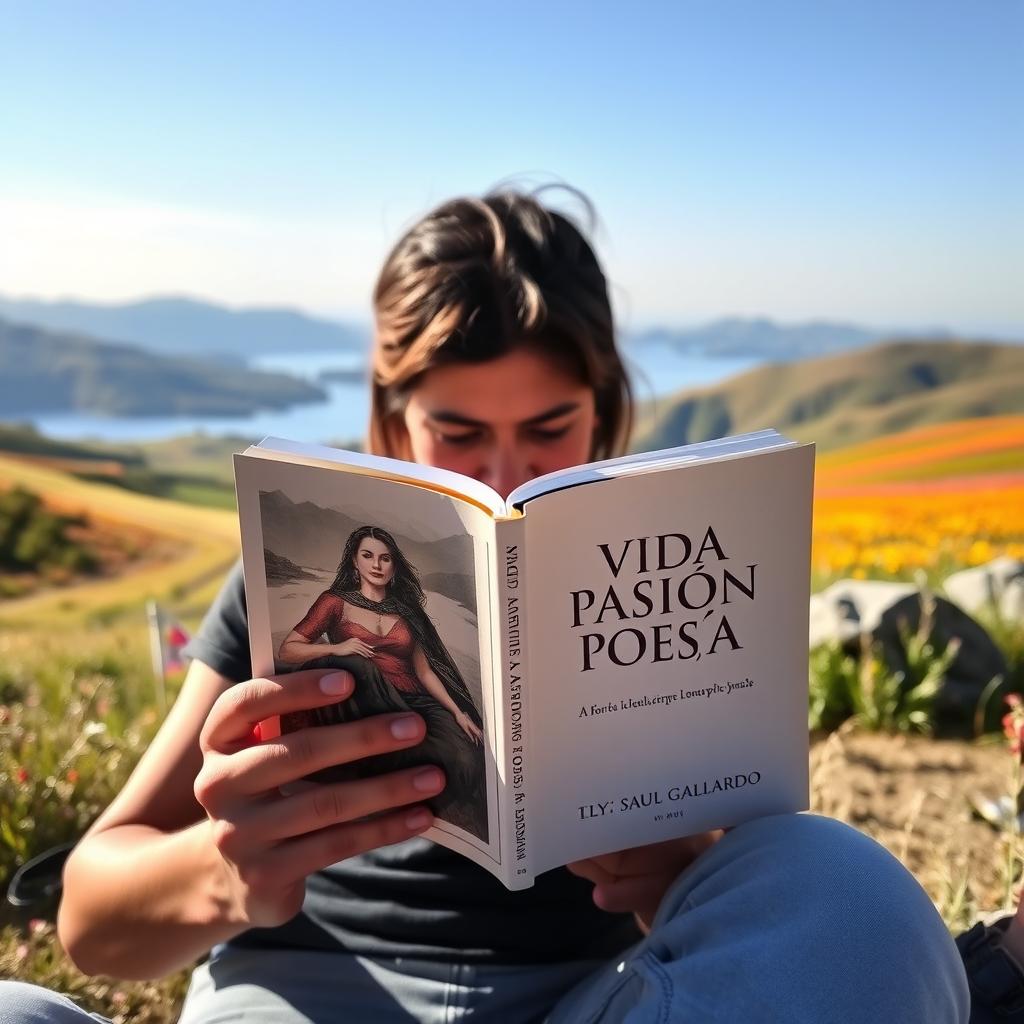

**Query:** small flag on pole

left=147, top=601, right=191, bottom=713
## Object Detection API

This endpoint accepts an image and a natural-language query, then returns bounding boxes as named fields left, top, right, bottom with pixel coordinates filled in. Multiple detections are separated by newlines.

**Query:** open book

left=234, top=429, right=814, bottom=890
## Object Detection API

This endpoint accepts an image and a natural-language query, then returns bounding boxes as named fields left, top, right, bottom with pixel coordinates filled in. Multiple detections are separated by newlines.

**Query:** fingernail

left=390, top=715, right=420, bottom=740
left=412, top=767, right=444, bottom=793
left=406, top=808, right=431, bottom=831
left=319, top=672, right=350, bottom=695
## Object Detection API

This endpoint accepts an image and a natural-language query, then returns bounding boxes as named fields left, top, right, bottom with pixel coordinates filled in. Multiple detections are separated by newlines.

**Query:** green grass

left=0, top=453, right=238, bottom=626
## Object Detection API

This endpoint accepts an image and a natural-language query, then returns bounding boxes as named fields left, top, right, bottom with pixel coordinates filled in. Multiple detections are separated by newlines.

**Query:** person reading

left=1, top=187, right=969, bottom=1023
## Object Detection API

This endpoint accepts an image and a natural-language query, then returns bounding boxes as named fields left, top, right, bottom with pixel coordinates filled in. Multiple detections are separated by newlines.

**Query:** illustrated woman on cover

left=276, top=525, right=487, bottom=840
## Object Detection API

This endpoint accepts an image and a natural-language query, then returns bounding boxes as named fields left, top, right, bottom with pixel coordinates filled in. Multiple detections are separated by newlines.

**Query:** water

left=19, top=345, right=761, bottom=446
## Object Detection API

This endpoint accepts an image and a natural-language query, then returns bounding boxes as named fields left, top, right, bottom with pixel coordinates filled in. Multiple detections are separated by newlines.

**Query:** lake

left=21, top=344, right=761, bottom=446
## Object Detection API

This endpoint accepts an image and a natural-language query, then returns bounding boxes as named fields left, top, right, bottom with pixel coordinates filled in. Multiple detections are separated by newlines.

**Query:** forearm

left=58, top=819, right=246, bottom=980
left=418, top=672, right=459, bottom=715
left=278, top=640, right=336, bottom=664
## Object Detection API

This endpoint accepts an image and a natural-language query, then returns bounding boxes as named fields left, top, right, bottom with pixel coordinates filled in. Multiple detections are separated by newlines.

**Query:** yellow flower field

left=812, top=416, right=1024, bottom=582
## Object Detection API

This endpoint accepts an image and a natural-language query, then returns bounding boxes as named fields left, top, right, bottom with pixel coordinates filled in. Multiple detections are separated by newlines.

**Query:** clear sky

left=1, top=0, right=1021, bottom=334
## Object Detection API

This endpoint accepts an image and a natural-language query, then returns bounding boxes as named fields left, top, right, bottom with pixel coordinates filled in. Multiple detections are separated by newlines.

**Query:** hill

left=629, top=317, right=887, bottom=359
left=0, top=452, right=239, bottom=624
left=0, top=294, right=366, bottom=359
left=633, top=339, right=1024, bottom=452
left=0, top=317, right=326, bottom=417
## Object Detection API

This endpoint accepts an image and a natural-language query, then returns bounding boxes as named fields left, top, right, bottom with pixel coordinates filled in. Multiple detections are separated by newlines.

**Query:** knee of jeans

left=0, top=980, right=98, bottom=1023
left=658, top=812, right=950, bottom=945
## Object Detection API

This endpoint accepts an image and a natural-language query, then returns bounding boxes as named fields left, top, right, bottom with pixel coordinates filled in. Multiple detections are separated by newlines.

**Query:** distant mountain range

left=0, top=295, right=367, bottom=359
left=0, top=317, right=325, bottom=417
left=627, top=318, right=906, bottom=359
left=633, top=338, right=1024, bottom=452
left=4, top=294, right=1011, bottom=365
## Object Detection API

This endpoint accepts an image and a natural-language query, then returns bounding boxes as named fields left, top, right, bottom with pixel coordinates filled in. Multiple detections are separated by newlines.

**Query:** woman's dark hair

left=369, top=187, right=633, bottom=461
left=330, top=525, right=424, bottom=609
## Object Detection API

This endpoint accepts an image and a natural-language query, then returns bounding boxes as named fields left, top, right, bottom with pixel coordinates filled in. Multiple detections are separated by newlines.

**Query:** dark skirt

left=281, top=654, right=488, bottom=842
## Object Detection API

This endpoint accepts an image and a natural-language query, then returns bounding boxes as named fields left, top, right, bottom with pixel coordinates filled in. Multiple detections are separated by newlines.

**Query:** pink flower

left=167, top=626, right=189, bottom=647
left=28, top=918, right=47, bottom=936
left=15, top=943, right=28, bottom=960
left=1007, top=694, right=1023, bottom=709
left=15, top=766, right=29, bottom=784
left=66, top=769, right=79, bottom=784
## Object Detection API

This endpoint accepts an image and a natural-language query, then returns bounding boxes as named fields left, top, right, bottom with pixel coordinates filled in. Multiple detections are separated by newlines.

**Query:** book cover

left=234, top=431, right=815, bottom=889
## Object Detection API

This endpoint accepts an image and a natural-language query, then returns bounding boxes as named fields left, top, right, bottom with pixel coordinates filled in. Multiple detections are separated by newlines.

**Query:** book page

left=519, top=444, right=814, bottom=873
left=234, top=453, right=505, bottom=870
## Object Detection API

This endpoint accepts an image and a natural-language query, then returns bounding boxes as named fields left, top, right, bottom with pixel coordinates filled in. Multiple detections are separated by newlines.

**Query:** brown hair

left=368, top=188, right=633, bottom=461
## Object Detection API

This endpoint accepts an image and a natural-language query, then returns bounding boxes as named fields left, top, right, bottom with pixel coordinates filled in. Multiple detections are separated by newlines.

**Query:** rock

left=809, top=580, right=916, bottom=648
left=943, top=557, right=1024, bottom=623
left=810, top=578, right=1008, bottom=718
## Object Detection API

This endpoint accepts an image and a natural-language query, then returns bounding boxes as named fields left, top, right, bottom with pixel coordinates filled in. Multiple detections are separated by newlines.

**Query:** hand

left=452, top=708, right=484, bottom=744
left=193, top=668, right=445, bottom=930
left=333, top=638, right=376, bottom=659
left=567, top=831, right=722, bottom=931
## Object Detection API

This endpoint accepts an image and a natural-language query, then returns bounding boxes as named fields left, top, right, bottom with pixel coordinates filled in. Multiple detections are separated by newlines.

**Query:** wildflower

left=15, top=766, right=29, bottom=784
left=28, top=918, right=47, bottom=936
left=15, top=943, right=28, bottom=960
left=1004, top=696, right=1024, bottom=756
left=66, top=768, right=79, bottom=784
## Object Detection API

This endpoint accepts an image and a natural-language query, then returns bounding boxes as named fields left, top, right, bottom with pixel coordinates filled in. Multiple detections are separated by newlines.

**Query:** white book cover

left=234, top=433, right=815, bottom=889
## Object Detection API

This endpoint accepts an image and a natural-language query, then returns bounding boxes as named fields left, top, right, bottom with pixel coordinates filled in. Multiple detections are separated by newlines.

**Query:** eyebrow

left=427, top=402, right=581, bottom=429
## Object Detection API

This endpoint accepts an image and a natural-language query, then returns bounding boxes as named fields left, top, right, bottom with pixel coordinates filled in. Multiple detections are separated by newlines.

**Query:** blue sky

left=1, top=1, right=1021, bottom=333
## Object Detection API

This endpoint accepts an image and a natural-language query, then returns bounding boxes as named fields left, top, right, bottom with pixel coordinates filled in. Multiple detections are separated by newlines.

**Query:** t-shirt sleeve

left=292, top=592, right=343, bottom=641
left=183, top=560, right=252, bottom=682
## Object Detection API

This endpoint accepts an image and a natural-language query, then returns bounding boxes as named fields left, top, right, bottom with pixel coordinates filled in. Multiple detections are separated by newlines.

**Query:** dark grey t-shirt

left=185, top=563, right=641, bottom=964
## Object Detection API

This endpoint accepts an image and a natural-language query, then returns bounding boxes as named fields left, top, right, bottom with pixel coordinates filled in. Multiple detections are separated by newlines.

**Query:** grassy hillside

left=0, top=317, right=326, bottom=416
left=633, top=339, right=1024, bottom=452
left=0, top=454, right=238, bottom=625
left=0, top=425, right=243, bottom=509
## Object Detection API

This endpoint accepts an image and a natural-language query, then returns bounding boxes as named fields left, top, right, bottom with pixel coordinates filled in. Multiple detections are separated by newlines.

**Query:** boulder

left=810, top=578, right=1008, bottom=718
left=943, top=557, right=1024, bottom=623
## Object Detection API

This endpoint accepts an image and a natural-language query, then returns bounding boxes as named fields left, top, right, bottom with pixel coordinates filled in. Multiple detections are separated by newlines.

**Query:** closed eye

left=527, top=425, right=572, bottom=443
left=435, top=430, right=483, bottom=447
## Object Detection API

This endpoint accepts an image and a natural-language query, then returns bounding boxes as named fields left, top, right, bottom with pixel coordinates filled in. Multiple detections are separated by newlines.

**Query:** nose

left=480, top=444, right=534, bottom=499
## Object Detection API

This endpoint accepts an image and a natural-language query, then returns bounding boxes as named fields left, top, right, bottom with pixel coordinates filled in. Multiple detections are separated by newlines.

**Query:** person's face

left=398, top=348, right=598, bottom=498
left=354, top=537, right=395, bottom=587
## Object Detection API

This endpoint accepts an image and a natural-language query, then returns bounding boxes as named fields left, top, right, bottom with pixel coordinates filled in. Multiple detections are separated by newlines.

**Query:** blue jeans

left=0, top=814, right=970, bottom=1022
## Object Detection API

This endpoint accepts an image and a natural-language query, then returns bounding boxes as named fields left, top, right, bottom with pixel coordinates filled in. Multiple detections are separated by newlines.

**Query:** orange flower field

left=811, top=416, right=1024, bottom=582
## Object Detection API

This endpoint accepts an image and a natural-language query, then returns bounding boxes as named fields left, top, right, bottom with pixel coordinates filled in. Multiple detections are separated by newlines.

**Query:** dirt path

left=811, top=728, right=1015, bottom=926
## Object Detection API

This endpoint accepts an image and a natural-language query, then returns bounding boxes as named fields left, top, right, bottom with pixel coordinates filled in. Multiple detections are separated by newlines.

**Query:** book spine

left=495, top=516, right=532, bottom=888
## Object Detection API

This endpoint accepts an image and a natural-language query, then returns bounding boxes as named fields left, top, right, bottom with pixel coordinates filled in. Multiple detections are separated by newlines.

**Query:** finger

left=200, top=712, right=428, bottom=798
left=614, top=833, right=722, bottom=877
left=229, top=766, right=446, bottom=845
left=259, top=805, right=436, bottom=888
left=592, top=873, right=676, bottom=916
left=566, top=857, right=618, bottom=887
left=201, top=671, right=354, bottom=750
